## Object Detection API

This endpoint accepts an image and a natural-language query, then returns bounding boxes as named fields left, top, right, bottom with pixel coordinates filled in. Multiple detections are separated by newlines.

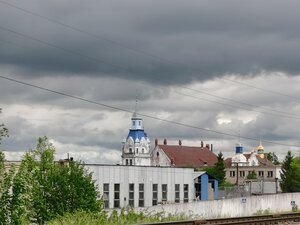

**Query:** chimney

left=206, top=144, right=210, bottom=150
left=179, top=140, right=182, bottom=146
left=211, top=144, right=213, bottom=152
left=201, top=141, right=204, bottom=148
left=171, top=157, right=174, bottom=166
left=155, top=138, right=158, bottom=146
left=163, top=139, right=167, bottom=145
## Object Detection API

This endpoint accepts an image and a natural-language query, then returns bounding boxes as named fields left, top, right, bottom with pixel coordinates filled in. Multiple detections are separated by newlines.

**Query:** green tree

left=11, top=137, right=103, bottom=224
left=290, top=157, right=300, bottom=191
left=246, top=170, right=257, bottom=179
left=203, top=152, right=226, bottom=186
left=0, top=152, right=15, bottom=225
left=0, top=110, right=13, bottom=225
left=213, top=152, right=226, bottom=185
left=280, top=151, right=299, bottom=192
left=0, top=108, right=9, bottom=144
left=266, top=152, right=280, bottom=165
left=11, top=153, right=36, bottom=225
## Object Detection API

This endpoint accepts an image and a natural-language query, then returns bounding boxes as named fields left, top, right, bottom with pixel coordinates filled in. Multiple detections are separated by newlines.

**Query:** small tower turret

left=257, top=140, right=264, bottom=158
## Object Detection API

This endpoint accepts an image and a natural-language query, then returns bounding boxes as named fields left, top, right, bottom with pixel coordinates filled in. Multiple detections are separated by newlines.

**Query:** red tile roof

left=256, top=156, right=276, bottom=167
left=157, top=144, right=217, bottom=168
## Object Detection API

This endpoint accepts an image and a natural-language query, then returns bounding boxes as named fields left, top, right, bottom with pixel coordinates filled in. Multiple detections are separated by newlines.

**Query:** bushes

left=48, top=209, right=189, bottom=225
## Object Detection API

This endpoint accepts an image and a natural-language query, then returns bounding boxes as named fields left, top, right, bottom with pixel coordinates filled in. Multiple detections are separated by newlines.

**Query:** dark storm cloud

left=1, top=0, right=300, bottom=84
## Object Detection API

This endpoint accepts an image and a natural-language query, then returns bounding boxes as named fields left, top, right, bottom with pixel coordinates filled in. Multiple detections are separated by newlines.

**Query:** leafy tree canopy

left=2, top=136, right=103, bottom=225
left=246, top=170, right=257, bottom=180
left=266, top=152, right=280, bottom=165
left=0, top=108, right=9, bottom=144
left=280, top=151, right=300, bottom=192
left=203, top=152, right=226, bottom=186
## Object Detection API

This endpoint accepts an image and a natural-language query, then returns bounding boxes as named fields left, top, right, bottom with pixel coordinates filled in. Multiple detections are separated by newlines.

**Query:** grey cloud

left=1, top=1, right=300, bottom=84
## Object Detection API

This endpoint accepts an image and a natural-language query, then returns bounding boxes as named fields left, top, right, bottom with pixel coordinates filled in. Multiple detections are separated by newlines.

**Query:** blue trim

left=214, top=180, right=219, bottom=200
left=201, top=174, right=209, bottom=201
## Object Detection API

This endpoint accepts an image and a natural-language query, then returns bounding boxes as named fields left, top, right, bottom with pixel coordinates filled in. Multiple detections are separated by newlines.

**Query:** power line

left=1, top=0, right=298, bottom=102
left=1, top=28, right=300, bottom=121
left=0, top=75, right=299, bottom=148
left=174, top=90, right=300, bottom=120
left=0, top=0, right=177, bottom=67
left=223, top=77, right=300, bottom=101
left=0, top=26, right=300, bottom=123
left=178, top=86, right=300, bottom=118
left=0, top=25, right=127, bottom=72
left=1, top=0, right=300, bottom=116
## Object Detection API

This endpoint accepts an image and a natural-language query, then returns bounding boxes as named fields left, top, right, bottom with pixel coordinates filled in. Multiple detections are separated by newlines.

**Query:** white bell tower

left=121, top=112, right=151, bottom=166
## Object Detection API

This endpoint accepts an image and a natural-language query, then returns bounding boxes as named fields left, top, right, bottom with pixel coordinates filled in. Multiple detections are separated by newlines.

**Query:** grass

left=47, top=208, right=190, bottom=225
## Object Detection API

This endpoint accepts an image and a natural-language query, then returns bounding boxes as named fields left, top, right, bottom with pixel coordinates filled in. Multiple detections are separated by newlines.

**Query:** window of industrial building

left=139, top=183, right=144, bottom=207
left=230, top=171, right=235, bottom=177
left=258, top=171, right=264, bottom=177
left=114, top=183, right=120, bottom=208
left=267, top=171, right=273, bottom=177
left=129, top=183, right=134, bottom=207
left=103, top=183, right=109, bottom=208
left=152, top=184, right=158, bottom=206
left=184, top=184, right=189, bottom=203
left=239, top=171, right=245, bottom=177
left=162, top=184, right=167, bottom=202
left=175, top=184, right=180, bottom=203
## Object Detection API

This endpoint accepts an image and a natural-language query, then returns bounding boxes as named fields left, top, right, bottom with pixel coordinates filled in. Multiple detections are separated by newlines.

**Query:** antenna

left=238, top=123, right=241, bottom=144
left=260, top=137, right=262, bottom=146
left=134, top=89, right=139, bottom=114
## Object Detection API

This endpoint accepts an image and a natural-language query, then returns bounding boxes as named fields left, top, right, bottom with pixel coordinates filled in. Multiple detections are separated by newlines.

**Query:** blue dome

left=127, top=130, right=147, bottom=142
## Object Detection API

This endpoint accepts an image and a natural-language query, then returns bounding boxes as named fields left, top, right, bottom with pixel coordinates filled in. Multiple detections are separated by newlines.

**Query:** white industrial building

left=87, top=164, right=217, bottom=209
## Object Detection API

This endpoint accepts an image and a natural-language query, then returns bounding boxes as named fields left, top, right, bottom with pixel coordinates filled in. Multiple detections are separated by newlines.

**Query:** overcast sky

left=1, top=0, right=300, bottom=163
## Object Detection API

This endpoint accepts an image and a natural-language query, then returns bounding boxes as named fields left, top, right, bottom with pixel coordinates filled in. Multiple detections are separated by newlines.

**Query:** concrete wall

left=137, top=193, right=300, bottom=219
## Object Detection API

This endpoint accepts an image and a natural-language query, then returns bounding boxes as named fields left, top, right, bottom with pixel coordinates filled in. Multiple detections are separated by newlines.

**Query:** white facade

left=121, top=113, right=151, bottom=166
left=87, top=164, right=203, bottom=208
left=151, top=145, right=172, bottom=166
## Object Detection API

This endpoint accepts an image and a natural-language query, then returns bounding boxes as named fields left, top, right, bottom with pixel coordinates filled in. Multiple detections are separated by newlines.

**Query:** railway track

left=141, top=212, right=300, bottom=225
